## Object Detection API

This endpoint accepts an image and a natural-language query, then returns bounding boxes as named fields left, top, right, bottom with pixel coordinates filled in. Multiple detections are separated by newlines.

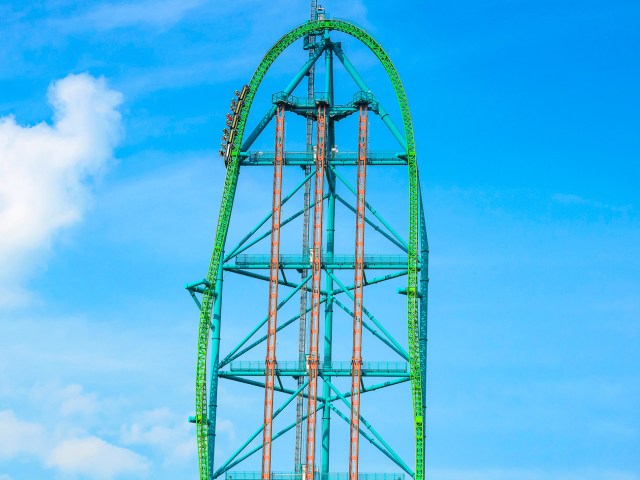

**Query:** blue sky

left=0, top=1, right=638, bottom=479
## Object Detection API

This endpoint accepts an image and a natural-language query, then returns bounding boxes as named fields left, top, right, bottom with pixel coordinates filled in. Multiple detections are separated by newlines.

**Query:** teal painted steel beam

left=224, top=168, right=316, bottom=262
left=224, top=268, right=299, bottom=289
left=324, top=380, right=414, bottom=477
left=189, top=290, right=202, bottom=309
left=226, top=261, right=409, bottom=270
left=240, top=151, right=407, bottom=167
left=327, top=270, right=409, bottom=360
left=331, top=297, right=409, bottom=362
left=242, top=157, right=407, bottom=166
left=327, top=404, right=412, bottom=477
left=331, top=43, right=407, bottom=151
left=225, top=194, right=329, bottom=261
left=281, top=104, right=358, bottom=121
left=214, top=378, right=411, bottom=478
left=329, top=270, right=408, bottom=296
left=214, top=380, right=309, bottom=477
left=225, top=473, right=404, bottom=480
left=207, top=262, right=224, bottom=478
left=220, top=375, right=316, bottom=399
left=228, top=253, right=411, bottom=269
left=219, top=273, right=312, bottom=366
left=331, top=167, right=408, bottom=250
left=220, top=297, right=328, bottom=366
left=214, top=403, right=326, bottom=478
left=221, top=372, right=408, bottom=402
left=219, top=370, right=410, bottom=378
left=334, top=194, right=408, bottom=253
left=228, top=360, right=407, bottom=373
left=321, top=43, right=336, bottom=475
left=186, top=279, right=211, bottom=290
left=242, top=44, right=327, bottom=152
left=347, top=377, right=410, bottom=397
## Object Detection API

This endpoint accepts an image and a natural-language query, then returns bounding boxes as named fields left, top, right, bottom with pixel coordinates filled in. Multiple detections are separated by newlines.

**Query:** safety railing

left=245, top=151, right=405, bottom=162
left=226, top=472, right=404, bottom=480
left=233, top=254, right=408, bottom=268
left=228, top=361, right=407, bottom=373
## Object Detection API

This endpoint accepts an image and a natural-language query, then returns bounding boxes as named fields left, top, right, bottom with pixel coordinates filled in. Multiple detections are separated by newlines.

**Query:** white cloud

left=0, top=408, right=149, bottom=479
left=31, top=383, right=98, bottom=417
left=120, top=408, right=195, bottom=465
left=0, top=73, right=122, bottom=307
left=0, top=410, right=46, bottom=461
left=71, top=0, right=206, bottom=32
left=46, top=436, right=149, bottom=479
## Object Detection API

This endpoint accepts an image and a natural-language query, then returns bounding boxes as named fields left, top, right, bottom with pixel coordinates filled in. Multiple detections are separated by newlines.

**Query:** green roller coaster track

left=194, top=18, right=425, bottom=480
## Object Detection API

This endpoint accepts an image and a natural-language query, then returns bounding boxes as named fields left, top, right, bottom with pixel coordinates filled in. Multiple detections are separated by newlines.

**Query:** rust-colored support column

left=349, top=103, right=368, bottom=480
left=261, top=104, right=286, bottom=480
left=305, top=102, right=327, bottom=480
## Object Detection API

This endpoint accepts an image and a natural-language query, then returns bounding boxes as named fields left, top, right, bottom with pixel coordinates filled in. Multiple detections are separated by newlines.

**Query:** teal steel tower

left=186, top=15, right=429, bottom=480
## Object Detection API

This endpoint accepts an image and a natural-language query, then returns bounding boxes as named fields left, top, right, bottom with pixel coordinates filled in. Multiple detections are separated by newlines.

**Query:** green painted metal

left=195, top=18, right=423, bottom=480
left=208, top=262, right=224, bottom=478
left=418, top=184, right=429, bottom=422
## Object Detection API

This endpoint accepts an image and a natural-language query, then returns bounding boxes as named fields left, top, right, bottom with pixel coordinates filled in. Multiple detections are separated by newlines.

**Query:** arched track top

left=195, top=18, right=423, bottom=480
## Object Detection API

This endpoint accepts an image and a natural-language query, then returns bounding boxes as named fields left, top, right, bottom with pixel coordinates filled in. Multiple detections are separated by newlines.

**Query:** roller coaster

left=186, top=6, right=428, bottom=480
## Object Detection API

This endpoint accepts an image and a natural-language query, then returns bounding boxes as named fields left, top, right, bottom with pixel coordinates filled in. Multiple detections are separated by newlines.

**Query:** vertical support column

left=305, top=101, right=327, bottom=480
left=208, top=261, right=224, bottom=479
left=262, top=104, right=286, bottom=480
left=320, top=39, right=335, bottom=480
left=295, top=3, right=318, bottom=470
left=349, top=104, right=368, bottom=480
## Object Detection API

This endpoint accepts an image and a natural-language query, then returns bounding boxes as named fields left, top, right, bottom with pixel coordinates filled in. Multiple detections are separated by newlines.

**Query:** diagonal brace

left=220, top=272, right=312, bottom=365
left=242, top=44, right=327, bottom=151
left=215, top=379, right=309, bottom=475
left=324, top=379, right=414, bottom=477
left=331, top=43, right=407, bottom=151
left=332, top=167, right=408, bottom=250
left=225, top=168, right=316, bottom=261
left=327, top=270, right=409, bottom=360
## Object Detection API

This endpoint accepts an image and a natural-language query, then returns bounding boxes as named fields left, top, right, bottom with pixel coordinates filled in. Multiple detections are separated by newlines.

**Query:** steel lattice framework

left=187, top=17, right=429, bottom=480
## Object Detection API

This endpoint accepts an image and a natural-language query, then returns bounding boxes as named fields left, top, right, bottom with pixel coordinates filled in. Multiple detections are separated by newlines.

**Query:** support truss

left=189, top=18, right=427, bottom=480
